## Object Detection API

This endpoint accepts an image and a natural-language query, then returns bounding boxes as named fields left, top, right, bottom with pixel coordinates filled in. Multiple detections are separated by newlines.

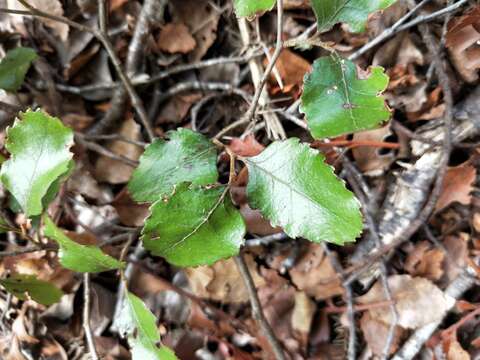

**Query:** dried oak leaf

left=229, top=135, right=265, bottom=157
left=94, top=117, right=143, bottom=184
left=358, top=275, right=455, bottom=329
left=436, top=160, right=476, bottom=212
left=267, top=49, right=311, bottom=94
left=446, top=6, right=480, bottom=83
left=360, top=312, right=405, bottom=357
left=289, top=243, right=344, bottom=300
left=404, top=240, right=445, bottom=281
left=158, top=23, right=197, bottom=54
left=184, top=256, right=265, bottom=303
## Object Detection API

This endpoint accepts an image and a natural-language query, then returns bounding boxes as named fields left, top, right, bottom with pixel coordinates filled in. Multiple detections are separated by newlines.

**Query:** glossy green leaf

left=128, top=128, right=218, bottom=203
left=0, top=274, right=63, bottom=305
left=245, top=138, right=362, bottom=244
left=142, top=183, right=245, bottom=267
left=0, top=110, right=74, bottom=217
left=233, top=0, right=276, bottom=17
left=0, top=47, right=37, bottom=92
left=312, top=0, right=397, bottom=33
left=44, top=216, right=124, bottom=273
left=118, top=292, right=178, bottom=360
left=301, top=55, right=390, bottom=139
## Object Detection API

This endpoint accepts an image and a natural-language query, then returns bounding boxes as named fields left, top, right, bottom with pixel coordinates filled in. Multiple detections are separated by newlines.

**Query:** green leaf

left=118, top=292, right=178, bottom=360
left=245, top=138, right=362, bottom=244
left=0, top=47, right=37, bottom=92
left=0, top=274, right=63, bottom=306
left=301, top=54, right=390, bottom=139
left=0, top=110, right=74, bottom=217
left=42, top=160, right=75, bottom=209
left=128, top=128, right=218, bottom=203
left=142, top=183, right=245, bottom=267
left=43, top=216, right=124, bottom=273
left=312, top=0, right=397, bottom=33
left=233, top=0, right=276, bottom=18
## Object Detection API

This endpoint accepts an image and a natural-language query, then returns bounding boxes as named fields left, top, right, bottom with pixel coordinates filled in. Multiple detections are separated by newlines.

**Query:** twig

left=234, top=253, right=287, bottom=360
left=348, top=0, right=431, bottom=60
left=246, top=232, right=288, bottom=247
left=6, top=0, right=157, bottom=141
left=83, top=273, right=99, bottom=360
left=76, top=134, right=139, bottom=167
left=88, top=0, right=162, bottom=141
left=244, top=0, right=284, bottom=124
left=322, top=243, right=357, bottom=360
left=349, top=0, right=468, bottom=60
left=348, top=21, right=456, bottom=287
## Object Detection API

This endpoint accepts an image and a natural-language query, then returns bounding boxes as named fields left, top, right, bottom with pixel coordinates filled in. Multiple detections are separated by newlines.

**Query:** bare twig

left=76, top=134, right=139, bottom=167
left=348, top=0, right=432, bottom=60
left=234, top=253, right=287, bottom=360
left=83, top=273, right=99, bottom=360
left=245, top=0, right=284, bottom=123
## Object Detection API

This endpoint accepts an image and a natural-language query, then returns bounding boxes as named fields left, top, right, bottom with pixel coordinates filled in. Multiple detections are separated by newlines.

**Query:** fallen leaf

left=268, top=49, right=311, bottom=93
left=436, top=160, right=476, bottom=212
left=158, top=23, right=197, bottom=54
left=7, top=0, right=69, bottom=41
left=404, top=241, right=445, bottom=281
left=157, top=93, right=202, bottom=125
left=94, top=117, right=143, bottom=184
left=112, top=188, right=149, bottom=227
left=447, top=339, right=471, bottom=360
left=229, top=135, right=265, bottom=157
left=170, top=0, right=220, bottom=61
left=442, top=233, right=470, bottom=285
left=289, top=243, right=344, bottom=300
left=358, top=275, right=455, bottom=329
left=240, top=203, right=283, bottom=236
left=360, top=312, right=405, bottom=357
left=291, top=291, right=315, bottom=347
left=184, top=256, right=265, bottom=303
left=352, top=125, right=396, bottom=175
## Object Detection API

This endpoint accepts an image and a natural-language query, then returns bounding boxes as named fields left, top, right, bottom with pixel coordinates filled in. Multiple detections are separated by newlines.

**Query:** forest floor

left=0, top=0, right=480, bottom=359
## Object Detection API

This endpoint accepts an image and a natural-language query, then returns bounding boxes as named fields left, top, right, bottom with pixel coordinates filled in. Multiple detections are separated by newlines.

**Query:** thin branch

left=234, top=253, right=287, bottom=360
left=348, top=0, right=468, bottom=60
left=348, top=0, right=432, bottom=60
left=245, top=0, right=284, bottom=124
left=83, top=273, right=99, bottom=360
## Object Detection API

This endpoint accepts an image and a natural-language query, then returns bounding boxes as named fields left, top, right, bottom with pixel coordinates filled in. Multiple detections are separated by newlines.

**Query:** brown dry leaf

left=446, top=6, right=480, bottom=83
left=404, top=241, right=445, bottom=281
left=158, top=23, right=197, bottom=54
left=448, top=339, right=471, bottom=360
left=170, top=0, right=220, bottom=61
left=268, top=49, right=311, bottom=94
left=240, top=203, right=283, bottom=236
left=112, top=188, right=149, bottom=227
left=360, top=312, right=405, bottom=357
left=7, top=0, right=69, bottom=41
left=184, top=256, right=265, bottom=303
left=229, top=135, right=265, bottom=157
left=94, top=117, right=143, bottom=184
left=289, top=243, right=344, bottom=300
left=157, top=93, right=202, bottom=124
left=442, top=233, right=470, bottom=284
left=436, top=160, right=476, bottom=212
left=291, top=291, right=315, bottom=348
left=358, top=275, right=455, bottom=329
left=352, top=125, right=395, bottom=175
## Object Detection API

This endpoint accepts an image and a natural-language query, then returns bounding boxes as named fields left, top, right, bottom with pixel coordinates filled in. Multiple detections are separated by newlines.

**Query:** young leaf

left=0, top=110, right=74, bottom=217
left=142, top=183, right=245, bottom=267
left=245, top=138, right=362, bottom=244
left=0, top=47, right=37, bottom=92
left=44, top=216, right=124, bottom=273
left=128, top=128, right=218, bottom=203
left=312, top=0, right=397, bottom=33
left=0, top=274, right=63, bottom=306
left=233, top=0, right=276, bottom=18
left=118, top=291, right=178, bottom=360
left=301, top=55, right=390, bottom=139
